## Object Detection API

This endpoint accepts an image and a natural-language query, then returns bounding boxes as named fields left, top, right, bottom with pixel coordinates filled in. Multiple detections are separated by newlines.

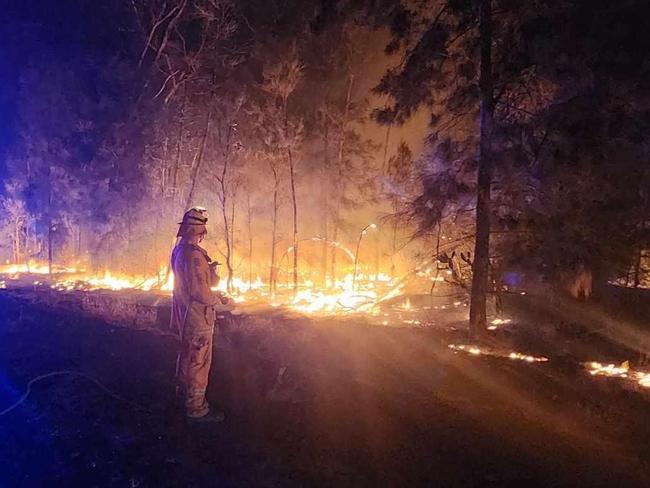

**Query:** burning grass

left=585, top=361, right=650, bottom=389
left=448, top=344, right=549, bottom=363
left=1, top=261, right=412, bottom=317
left=0, top=261, right=80, bottom=276
left=487, top=317, right=512, bottom=330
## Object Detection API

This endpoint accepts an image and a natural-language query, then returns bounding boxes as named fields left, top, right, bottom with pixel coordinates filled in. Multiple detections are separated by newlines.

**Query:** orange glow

left=585, top=361, right=650, bottom=388
left=448, top=344, right=549, bottom=363
left=0, top=261, right=80, bottom=276
left=1, top=261, right=409, bottom=317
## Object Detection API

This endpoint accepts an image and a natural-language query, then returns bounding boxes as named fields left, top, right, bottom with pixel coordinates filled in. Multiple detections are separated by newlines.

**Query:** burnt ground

left=1, top=290, right=650, bottom=487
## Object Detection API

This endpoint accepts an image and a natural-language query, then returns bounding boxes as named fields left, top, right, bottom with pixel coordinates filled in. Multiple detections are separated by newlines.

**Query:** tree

left=385, top=141, right=415, bottom=278
left=305, top=26, right=380, bottom=285
left=247, top=102, right=285, bottom=294
left=261, top=48, right=305, bottom=293
left=6, top=62, right=99, bottom=273
left=485, top=0, right=650, bottom=290
left=374, top=0, right=499, bottom=336
left=372, top=0, right=614, bottom=336
left=210, top=94, right=246, bottom=292
left=132, top=0, right=246, bottom=279
left=471, top=0, right=494, bottom=336
left=0, top=183, right=32, bottom=264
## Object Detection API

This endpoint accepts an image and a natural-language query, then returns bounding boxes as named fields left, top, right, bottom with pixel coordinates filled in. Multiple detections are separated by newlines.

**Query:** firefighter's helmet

left=177, top=207, right=208, bottom=237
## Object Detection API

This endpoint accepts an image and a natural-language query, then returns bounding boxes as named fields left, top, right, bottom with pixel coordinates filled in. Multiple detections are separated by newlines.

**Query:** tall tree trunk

left=171, top=93, right=186, bottom=212
left=269, top=164, right=279, bottom=294
left=161, top=93, right=188, bottom=286
left=12, top=223, right=20, bottom=264
left=12, top=228, right=17, bottom=264
left=633, top=247, right=643, bottom=288
left=26, top=224, right=32, bottom=263
left=330, top=216, right=339, bottom=286
left=469, top=0, right=494, bottom=338
left=221, top=203, right=233, bottom=292
left=330, top=74, right=355, bottom=286
left=153, top=136, right=170, bottom=274
left=230, top=192, right=236, bottom=264
left=321, top=215, right=328, bottom=287
left=633, top=195, right=649, bottom=287
left=374, top=231, right=380, bottom=282
left=48, top=223, right=53, bottom=275
left=184, top=105, right=212, bottom=211
left=320, top=110, right=330, bottom=287
left=282, top=96, right=299, bottom=294
left=391, top=203, right=398, bottom=279
left=47, top=164, right=53, bottom=275
left=288, top=147, right=298, bottom=293
left=228, top=185, right=237, bottom=290
left=247, top=195, right=253, bottom=287
left=76, top=225, right=82, bottom=259
left=382, top=126, right=393, bottom=280
left=218, top=123, right=234, bottom=292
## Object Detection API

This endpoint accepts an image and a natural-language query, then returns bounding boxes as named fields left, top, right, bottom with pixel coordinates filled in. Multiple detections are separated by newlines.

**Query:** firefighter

left=171, top=207, right=233, bottom=422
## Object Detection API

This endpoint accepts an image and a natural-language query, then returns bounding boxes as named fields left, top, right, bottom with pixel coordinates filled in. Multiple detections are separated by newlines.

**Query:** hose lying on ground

left=0, top=370, right=148, bottom=417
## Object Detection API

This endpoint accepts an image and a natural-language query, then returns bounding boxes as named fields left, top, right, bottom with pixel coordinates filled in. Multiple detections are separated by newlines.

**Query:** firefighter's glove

left=213, top=293, right=235, bottom=312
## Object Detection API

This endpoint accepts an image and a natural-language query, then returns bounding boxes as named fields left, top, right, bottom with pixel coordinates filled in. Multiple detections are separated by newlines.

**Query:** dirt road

left=1, top=293, right=649, bottom=487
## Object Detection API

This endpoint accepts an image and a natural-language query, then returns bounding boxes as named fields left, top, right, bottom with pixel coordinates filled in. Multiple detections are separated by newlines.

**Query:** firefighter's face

left=198, top=227, right=207, bottom=242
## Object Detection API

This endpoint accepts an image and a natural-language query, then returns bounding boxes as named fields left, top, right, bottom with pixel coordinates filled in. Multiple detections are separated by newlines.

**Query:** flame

left=0, top=260, right=416, bottom=317
left=587, top=361, right=629, bottom=377
left=153, top=267, right=400, bottom=316
left=0, top=259, right=476, bottom=320
left=585, top=361, right=650, bottom=388
left=400, top=298, right=412, bottom=311
left=403, top=319, right=422, bottom=325
left=487, top=317, right=512, bottom=330
left=448, top=344, right=549, bottom=363
left=285, top=273, right=400, bottom=315
left=0, top=261, right=80, bottom=276
left=1, top=261, right=409, bottom=317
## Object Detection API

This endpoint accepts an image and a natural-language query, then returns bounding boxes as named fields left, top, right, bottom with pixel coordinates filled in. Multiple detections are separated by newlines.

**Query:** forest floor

left=1, top=287, right=650, bottom=487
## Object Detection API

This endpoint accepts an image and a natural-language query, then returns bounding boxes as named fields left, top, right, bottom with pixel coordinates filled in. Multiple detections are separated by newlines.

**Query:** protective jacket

left=171, top=243, right=219, bottom=332
left=171, top=241, right=219, bottom=418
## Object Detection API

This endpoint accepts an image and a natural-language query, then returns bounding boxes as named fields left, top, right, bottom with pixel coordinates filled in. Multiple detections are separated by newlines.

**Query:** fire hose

left=0, top=370, right=150, bottom=418
left=1, top=299, right=234, bottom=420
